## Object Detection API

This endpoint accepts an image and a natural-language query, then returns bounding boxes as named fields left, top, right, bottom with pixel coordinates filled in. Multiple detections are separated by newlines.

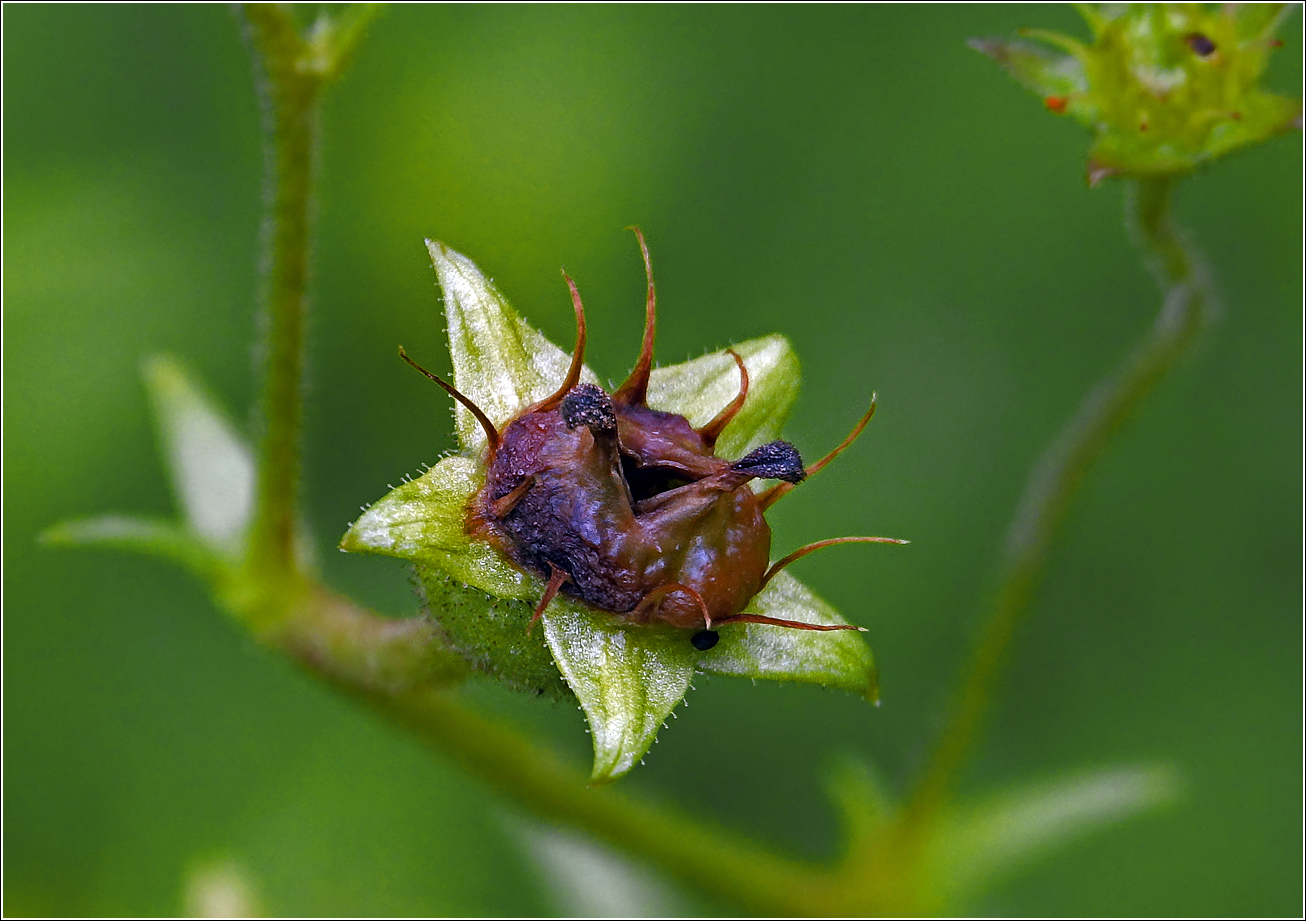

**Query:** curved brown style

left=399, top=346, right=500, bottom=455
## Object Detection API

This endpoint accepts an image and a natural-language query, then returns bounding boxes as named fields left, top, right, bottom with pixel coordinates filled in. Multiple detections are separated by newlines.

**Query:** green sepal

left=542, top=606, right=695, bottom=782
left=427, top=239, right=600, bottom=455
left=698, top=572, right=878, bottom=701
left=342, top=456, right=534, bottom=600
left=967, top=37, right=1088, bottom=101
left=645, top=333, right=800, bottom=460
left=41, top=515, right=227, bottom=583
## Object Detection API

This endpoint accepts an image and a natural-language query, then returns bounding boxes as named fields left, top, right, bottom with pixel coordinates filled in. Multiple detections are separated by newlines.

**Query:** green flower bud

left=972, top=4, right=1301, bottom=184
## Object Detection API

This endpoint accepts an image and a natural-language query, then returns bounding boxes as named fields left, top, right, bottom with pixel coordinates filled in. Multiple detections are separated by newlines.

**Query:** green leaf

left=541, top=604, right=695, bottom=782
left=142, top=355, right=254, bottom=557
left=924, top=764, right=1181, bottom=904
left=823, top=753, right=896, bottom=853
left=698, top=572, right=878, bottom=700
left=967, top=37, right=1087, bottom=100
left=45, top=359, right=257, bottom=592
left=41, top=515, right=225, bottom=581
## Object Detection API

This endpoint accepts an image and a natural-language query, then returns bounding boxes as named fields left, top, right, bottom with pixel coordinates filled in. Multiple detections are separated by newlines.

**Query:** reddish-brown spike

left=399, top=346, right=500, bottom=455
left=761, top=535, right=909, bottom=588
left=713, top=612, right=865, bottom=632
left=759, top=395, right=878, bottom=510
left=613, top=226, right=656, bottom=407
left=629, top=581, right=713, bottom=628
left=490, top=474, right=535, bottom=519
left=697, top=350, right=749, bottom=448
left=536, top=271, right=589, bottom=411
left=528, top=564, right=570, bottom=634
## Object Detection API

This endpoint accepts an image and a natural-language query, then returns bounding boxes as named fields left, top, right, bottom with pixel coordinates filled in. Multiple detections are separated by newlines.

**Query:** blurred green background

left=4, top=4, right=1301, bottom=916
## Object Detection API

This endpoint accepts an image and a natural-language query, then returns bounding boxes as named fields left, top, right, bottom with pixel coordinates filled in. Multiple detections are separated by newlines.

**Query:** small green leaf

left=698, top=572, right=878, bottom=700
left=41, top=515, right=224, bottom=581
left=967, top=37, right=1087, bottom=100
left=142, top=355, right=254, bottom=557
left=302, top=3, right=385, bottom=81
left=542, top=604, right=695, bottom=782
left=823, top=753, right=896, bottom=852
left=924, top=764, right=1181, bottom=904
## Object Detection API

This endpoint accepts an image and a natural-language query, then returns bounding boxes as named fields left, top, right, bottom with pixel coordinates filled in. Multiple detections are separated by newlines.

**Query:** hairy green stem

left=368, top=685, right=835, bottom=914
left=243, top=4, right=321, bottom=582
left=268, top=586, right=471, bottom=694
left=907, top=176, right=1212, bottom=821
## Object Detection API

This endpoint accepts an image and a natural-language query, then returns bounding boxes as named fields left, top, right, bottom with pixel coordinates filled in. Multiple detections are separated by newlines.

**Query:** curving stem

left=905, top=176, right=1214, bottom=824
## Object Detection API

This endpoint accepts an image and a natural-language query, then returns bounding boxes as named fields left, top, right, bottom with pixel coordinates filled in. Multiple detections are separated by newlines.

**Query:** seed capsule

left=404, top=230, right=905, bottom=637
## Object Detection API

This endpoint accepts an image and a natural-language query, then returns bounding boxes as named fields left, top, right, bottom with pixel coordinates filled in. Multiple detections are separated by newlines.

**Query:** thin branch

left=363, top=682, right=837, bottom=914
left=241, top=582, right=852, bottom=915
left=906, top=176, right=1213, bottom=822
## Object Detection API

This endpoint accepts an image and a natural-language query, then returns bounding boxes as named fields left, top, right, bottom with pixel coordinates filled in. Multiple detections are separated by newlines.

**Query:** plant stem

left=364, top=683, right=841, bottom=915
left=234, top=579, right=851, bottom=914
left=267, top=586, right=472, bottom=695
left=906, top=176, right=1212, bottom=822
left=243, top=4, right=321, bottom=582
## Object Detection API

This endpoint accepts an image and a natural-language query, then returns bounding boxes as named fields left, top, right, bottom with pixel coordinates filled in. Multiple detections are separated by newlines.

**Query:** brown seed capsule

left=404, top=230, right=904, bottom=636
